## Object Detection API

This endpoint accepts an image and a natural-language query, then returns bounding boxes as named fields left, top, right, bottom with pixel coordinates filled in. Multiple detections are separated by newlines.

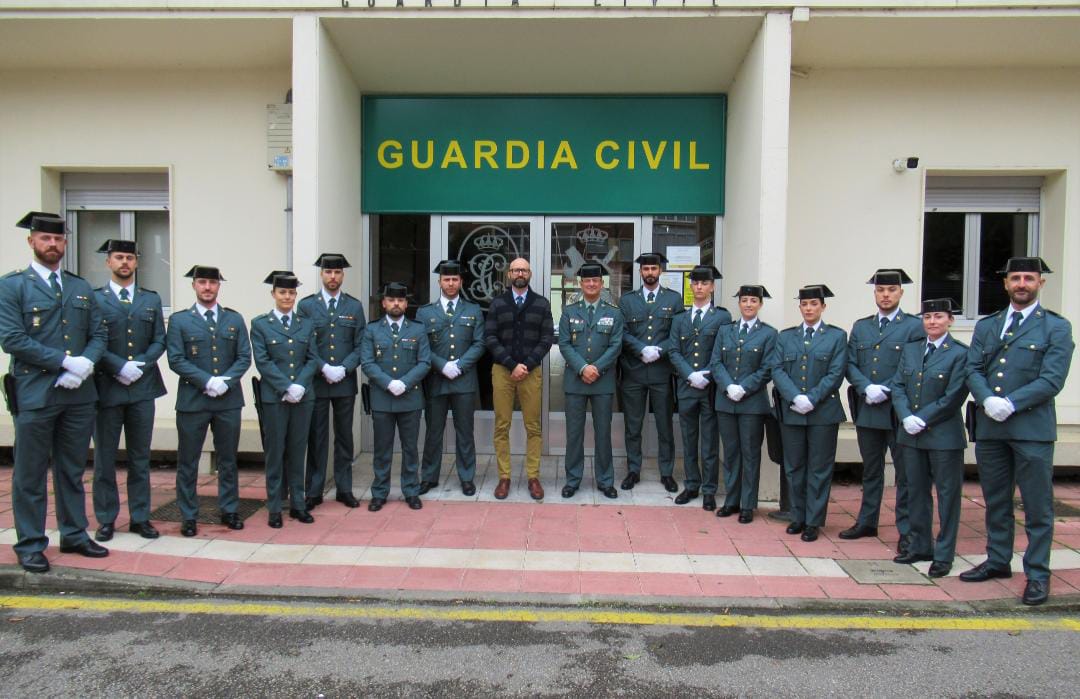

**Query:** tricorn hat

left=184, top=265, right=225, bottom=281
left=634, top=252, right=669, bottom=267
left=999, top=257, right=1051, bottom=275
left=577, top=263, right=608, bottom=279
left=314, top=253, right=351, bottom=269
left=921, top=298, right=960, bottom=315
left=263, top=270, right=300, bottom=289
left=433, top=260, right=463, bottom=276
left=734, top=284, right=771, bottom=299
left=688, top=265, right=722, bottom=282
left=16, top=211, right=67, bottom=235
left=96, top=239, right=137, bottom=255
left=381, top=282, right=409, bottom=298
left=797, top=284, right=835, bottom=301
left=866, top=268, right=913, bottom=285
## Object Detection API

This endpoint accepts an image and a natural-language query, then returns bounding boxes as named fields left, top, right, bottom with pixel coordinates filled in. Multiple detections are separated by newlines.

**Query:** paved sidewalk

left=1, top=458, right=1079, bottom=608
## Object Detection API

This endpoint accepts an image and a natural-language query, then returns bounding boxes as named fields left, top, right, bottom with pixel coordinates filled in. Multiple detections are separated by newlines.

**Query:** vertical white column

left=292, top=15, right=321, bottom=286
left=757, top=12, right=791, bottom=318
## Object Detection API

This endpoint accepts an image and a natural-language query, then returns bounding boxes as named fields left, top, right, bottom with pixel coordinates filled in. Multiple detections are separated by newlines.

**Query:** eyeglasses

left=509, top=269, right=531, bottom=275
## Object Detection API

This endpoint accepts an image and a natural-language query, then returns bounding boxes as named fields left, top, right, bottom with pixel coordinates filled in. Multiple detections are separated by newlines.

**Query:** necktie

left=446, top=301, right=455, bottom=317
left=391, top=322, right=399, bottom=336
left=119, top=288, right=131, bottom=304
left=805, top=326, right=815, bottom=342
left=281, top=314, right=290, bottom=329
left=880, top=316, right=890, bottom=332
left=49, top=272, right=61, bottom=298
left=739, top=323, right=749, bottom=339
left=328, top=297, right=337, bottom=315
left=587, top=305, right=595, bottom=324
left=693, top=309, right=702, bottom=330
left=516, top=296, right=524, bottom=310
left=924, top=342, right=936, bottom=365
left=647, top=291, right=655, bottom=303
left=204, top=309, right=215, bottom=328
left=1005, top=311, right=1023, bottom=337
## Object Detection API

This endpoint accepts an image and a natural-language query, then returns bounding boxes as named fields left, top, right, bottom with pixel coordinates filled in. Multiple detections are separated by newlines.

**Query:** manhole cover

left=838, top=559, right=932, bottom=585
left=1014, top=499, right=1080, bottom=518
left=148, top=495, right=266, bottom=525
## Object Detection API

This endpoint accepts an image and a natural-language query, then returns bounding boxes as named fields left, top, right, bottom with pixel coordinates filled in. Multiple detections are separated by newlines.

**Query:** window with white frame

left=62, top=173, right=171, bottom=310
left=922, top=176, right=1041, bottom=319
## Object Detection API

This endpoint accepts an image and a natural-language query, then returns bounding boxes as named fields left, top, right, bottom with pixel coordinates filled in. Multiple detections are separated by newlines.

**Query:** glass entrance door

left=542, top=217, right=642, bottom=455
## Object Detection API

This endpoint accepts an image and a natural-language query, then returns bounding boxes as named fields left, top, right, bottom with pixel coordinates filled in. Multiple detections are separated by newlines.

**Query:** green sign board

left=362, top=95, right=726, bottom=215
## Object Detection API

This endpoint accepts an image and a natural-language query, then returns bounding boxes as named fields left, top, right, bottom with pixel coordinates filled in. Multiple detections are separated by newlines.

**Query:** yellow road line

left=0, top=595, right=1076, bottom=632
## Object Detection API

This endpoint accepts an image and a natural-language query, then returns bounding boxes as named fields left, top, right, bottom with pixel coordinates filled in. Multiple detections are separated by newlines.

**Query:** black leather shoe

left=368, top=498, right=386, bottom=512
left=661, top=475, right=679, bottom=493
left=717, top=505, right=739, bottom=518
left=893, top=551, right=933, bottom=564
left=838, top=524, right=878, bottom=540
left=702, top=495, right=716, bottom=511
left=928, top=561, right=952, bottom=578
left=461, top=481, right=476, bottom=496
left=1022, top=579, right=1049, bottom=606
left=219, top=512, right=244, bottom=530
left=561, top=485, right=577, bottom=498
left=417, top=481, right=438, bottom=495
left=289, top=508, right=315, bottom=523
left=129, top=521, right=160, bottom=539
left=674, top=489, right=699, bottom=505
left=405, top=496, right=423, bottom=510
left=268, top=513, right=283, bottom=528
left=599, top=486, right=618, bottom=499
left=959, top=560, right=1013, bottom=582
left=59, top=539, right=109, bottom=558
left=305, top=495, right=324, bottom=510
left=620, top=472, right=640, bottom=490
left=800, top=526, right=819, bottom=542
left=336, top=492, right=361, bottom=508
left=786, top=522, right=805, bottom=535
left=738, top=509, right=754, bottom=524
left=896, top=534, right=912, bottom=555
left=19, top=552, right=49, bottom=574
left=767, top=509, right=793, bottom=523
left=181, top=520, right=197, bottom=537
left=94, top=523, right=115, bottom=542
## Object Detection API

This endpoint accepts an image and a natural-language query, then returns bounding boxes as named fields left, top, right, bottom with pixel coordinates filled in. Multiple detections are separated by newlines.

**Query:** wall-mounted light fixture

left=892, top=157, right=919, bottom=173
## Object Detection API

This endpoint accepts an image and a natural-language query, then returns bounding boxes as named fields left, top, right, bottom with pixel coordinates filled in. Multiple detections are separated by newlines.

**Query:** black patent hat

left=867, top=268, right=913, bottom=285
left=184, top=265, right=225, bottom=281
left=314, top=254, right=351, bottom=269
left=734, top=285, right=771, bottom=299
left=797, top=285, right=834, bottom=301
left=96, top=239, right=137, bottom=255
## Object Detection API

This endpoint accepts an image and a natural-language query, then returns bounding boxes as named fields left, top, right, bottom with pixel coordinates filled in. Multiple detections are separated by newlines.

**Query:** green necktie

left=588, top=304, right=595, bottom=323
left=119, top=288, right=131, bottom=304
left=646, top=291, right=655, bottom=303
left=446, top=301, right=455, bottom=317
left=49, top=272, right=61, bottom=298
left=805, top=326, right=815, bottom=342
left=1005, top=311, right=1023, bottom=337
left=391, top=322, right=399, bottom=336
left=739, top=323, right=749, bottom=339
left=328, top=297, right=337, bottom=315
left=693, top=309, right=703, bottom=330
left=879, top=316, right=890, bottom=332
left=923, top=342, right=936, bottom=366
left=281, top=314, right=290, bottom=329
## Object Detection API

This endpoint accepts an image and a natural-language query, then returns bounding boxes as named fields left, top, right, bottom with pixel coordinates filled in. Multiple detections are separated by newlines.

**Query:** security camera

left=892, top=157, right=919, bottom=172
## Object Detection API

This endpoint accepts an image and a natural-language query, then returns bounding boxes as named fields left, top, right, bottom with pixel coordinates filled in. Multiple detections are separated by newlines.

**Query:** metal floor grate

left=148, top=495, right=266, bottom=524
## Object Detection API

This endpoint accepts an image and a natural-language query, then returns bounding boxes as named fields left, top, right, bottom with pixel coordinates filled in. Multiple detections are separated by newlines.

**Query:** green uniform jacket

left=250, top=312, right=320, bottom=403
left=770, top=324, right=848, bottom=426
left=417, top=298, right=486, bottom=397
left=166, top=305, right=251, bottom=412
left=558, top=299, right=624, bottom=395
left=0, top=267, right=106, bottom=410
left=665, top=305, right=732, bottom=403
left=93, top=285, right=167, bottom=408
left=710, top=319, right=777, bottom=415
left=965, top=305, right=1074, bottom=442
left=846, top=311, right=925, bottom=430
left=296, top=292, right=366, bottom=399
left=360, top=317, right=431, bottom=412
left=891, top=336, right=969, bottom=450
left=617, top=286, right=685, bottom=383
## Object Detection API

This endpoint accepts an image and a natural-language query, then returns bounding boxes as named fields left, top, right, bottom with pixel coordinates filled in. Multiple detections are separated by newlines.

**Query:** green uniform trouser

left=372, top=410, right=422, bottom=500
left=679, top=392, right=719, bottom=494
left=263, top=400, right=314, bottom=513
left=905, top=447, right=963, bottom=563
left=717, top=413, right=765, bottom=510
left=12, top=403, right=96, bottom=555
left=564, top=393, right=614, bottom=490
left=779, top=423, right=838, bottom=527
left=175, top=409, right=241, bottom=521
left=855, top=426, right=910, bottom=535
left=421, top=392, right=478, bottom=485
left=305, top=395, right=356, bottom=498
left=93, top=399, right=155, bottom=525
left=622, top=376, right=675, bottom=477
left=975, top=440, right=1055, bottom=582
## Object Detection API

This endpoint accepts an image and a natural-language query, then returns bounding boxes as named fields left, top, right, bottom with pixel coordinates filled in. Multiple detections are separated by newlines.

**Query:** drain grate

left=148, top=495, right=266, bottom=525
left=1014, top=498, right=1080, bottom=518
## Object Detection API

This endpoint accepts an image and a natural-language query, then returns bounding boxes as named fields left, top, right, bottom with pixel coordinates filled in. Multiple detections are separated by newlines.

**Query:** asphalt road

left=0, top=594, right=1077, bottom=697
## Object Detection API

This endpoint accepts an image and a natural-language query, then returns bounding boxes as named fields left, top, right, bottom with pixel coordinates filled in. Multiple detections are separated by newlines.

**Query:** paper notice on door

left=665, top=246, right=700, bottom=271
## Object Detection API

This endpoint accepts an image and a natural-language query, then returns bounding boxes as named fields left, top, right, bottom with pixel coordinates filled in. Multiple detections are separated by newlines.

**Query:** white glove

left=640, top=346, right=662, bottom=364
left=983, top=396, right=1015, bottom=422
left=387, top=379, right=407, bottom=396
left=792, top=394, right=814, bottom=414
left=204, top=376, right=229, bottom=397
left=864, top=384, right=889, bottom=405
left=441, top=360, right=462, bottom=380
left=54, top=371, right=83, bottom=390
left=117, top=361, right=145, bottom=385
left=902, top=415, right=926, bottom=435
left=726, top=384, right=747, bottom=402
left=281, top=383, right=306, bottom=403
left=688, top=371, right=709, bottom=390
left=61, top=355, right=95, bottom=380
left=321, top=364, right=347, bottom=384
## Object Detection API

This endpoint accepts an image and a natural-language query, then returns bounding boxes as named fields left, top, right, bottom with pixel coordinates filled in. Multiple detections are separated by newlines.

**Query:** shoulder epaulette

left=137, top=287, right=159, bottom=296
left=602, top=299, right=618, bottom=309
left=62, top=270, right=86, bottom=281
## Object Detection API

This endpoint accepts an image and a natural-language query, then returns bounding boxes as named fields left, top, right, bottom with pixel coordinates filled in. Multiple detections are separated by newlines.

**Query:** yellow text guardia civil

left=377, top=139, right=712, bottom=171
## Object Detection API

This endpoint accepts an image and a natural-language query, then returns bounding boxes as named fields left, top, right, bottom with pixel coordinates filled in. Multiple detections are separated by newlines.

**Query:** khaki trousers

left=492, top=364, right=543, bottom=479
